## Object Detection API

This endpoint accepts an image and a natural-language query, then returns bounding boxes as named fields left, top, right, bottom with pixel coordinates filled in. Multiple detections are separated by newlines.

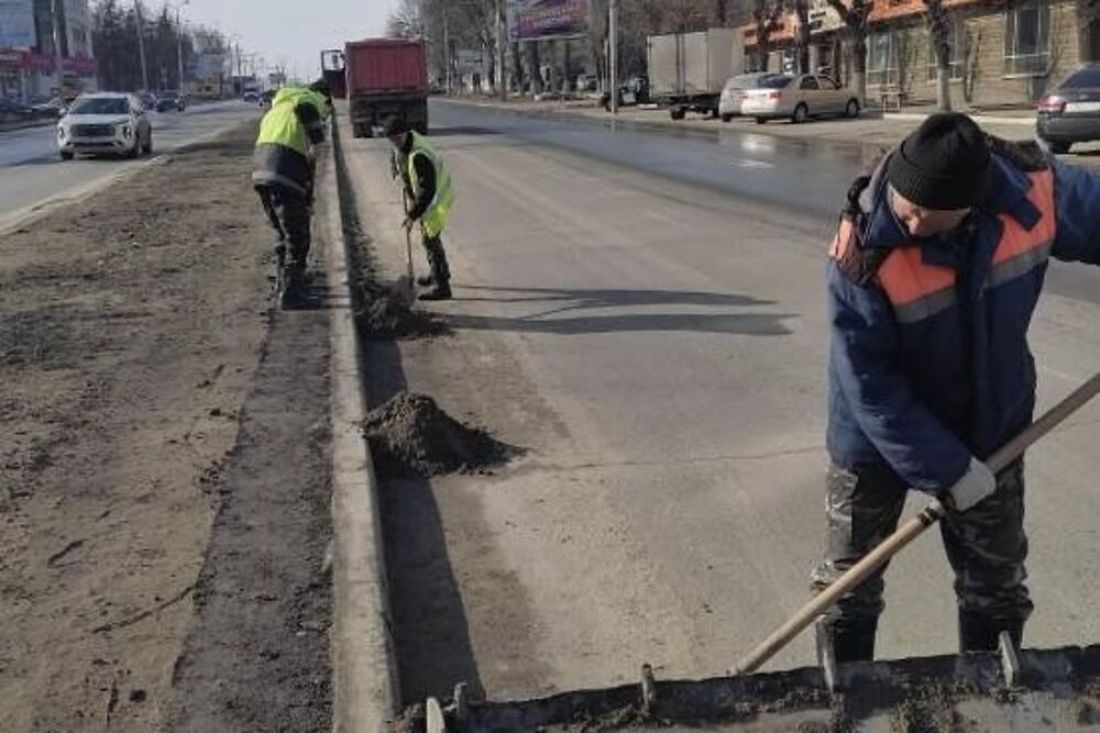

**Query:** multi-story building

left=742, top=0, right=1095, bottom=109
left=0, top=0, right=96, bottom=101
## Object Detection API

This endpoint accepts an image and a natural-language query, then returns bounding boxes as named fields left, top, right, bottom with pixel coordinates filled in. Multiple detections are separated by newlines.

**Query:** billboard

left=507, top=0, right=588, bottom=42
left=0, top=0, right=36, bottom=51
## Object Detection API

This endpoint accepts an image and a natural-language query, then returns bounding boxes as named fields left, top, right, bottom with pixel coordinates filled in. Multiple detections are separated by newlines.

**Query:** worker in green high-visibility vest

left=252, top=79, right=331, bottom=304
left=384, top=116, right=455, bottom=301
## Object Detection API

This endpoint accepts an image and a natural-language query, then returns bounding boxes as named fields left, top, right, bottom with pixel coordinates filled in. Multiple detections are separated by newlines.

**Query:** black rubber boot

left=280, top=262, right=306, bottom=308
left=416, top=274, right=434, bottom=287
left=419, top=239, right=452, bottom=301
left=959, top=611, right=1024, bottom=653
left=818, top=619, right=878, bottom=663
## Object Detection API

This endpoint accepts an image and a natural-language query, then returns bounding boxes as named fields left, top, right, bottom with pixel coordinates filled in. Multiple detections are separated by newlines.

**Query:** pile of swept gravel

left=362, top=392, right=516, bottom=479
left=353, top=276, right=448, bottom=340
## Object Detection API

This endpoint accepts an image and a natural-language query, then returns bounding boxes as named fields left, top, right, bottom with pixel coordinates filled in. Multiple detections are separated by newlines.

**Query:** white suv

left=58, top=93, right=153, bottom=160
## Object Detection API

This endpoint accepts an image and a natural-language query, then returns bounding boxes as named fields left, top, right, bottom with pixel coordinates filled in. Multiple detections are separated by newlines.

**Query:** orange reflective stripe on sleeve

left=829, top=217, right=854, bottom=260
left=989, top=170, right=1056, bottom=287
left=876, top=248, right=958, bottom=324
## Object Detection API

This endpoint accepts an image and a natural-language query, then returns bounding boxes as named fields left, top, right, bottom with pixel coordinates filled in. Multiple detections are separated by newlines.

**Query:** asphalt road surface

left=342, top=99, right=1100, bottom=703
left=0, top=100, right=260, bottom=221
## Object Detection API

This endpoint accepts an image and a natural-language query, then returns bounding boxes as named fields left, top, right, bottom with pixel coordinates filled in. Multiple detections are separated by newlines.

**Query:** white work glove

left=945, top=458, right=997, bottom=512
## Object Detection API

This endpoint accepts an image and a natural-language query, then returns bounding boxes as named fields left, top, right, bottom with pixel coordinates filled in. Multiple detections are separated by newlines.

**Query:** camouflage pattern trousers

left=811, top=460, right=1033, bottom=640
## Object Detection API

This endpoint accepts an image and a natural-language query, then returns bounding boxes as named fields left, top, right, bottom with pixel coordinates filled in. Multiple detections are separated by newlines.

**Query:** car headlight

left=57, top=124, right=67, bottom=138
left=120, top=124, right=132, bottom=137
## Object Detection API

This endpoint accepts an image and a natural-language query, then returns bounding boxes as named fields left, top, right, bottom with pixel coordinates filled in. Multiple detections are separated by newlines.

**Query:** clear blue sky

left=180, top=0, right=399, bottom=81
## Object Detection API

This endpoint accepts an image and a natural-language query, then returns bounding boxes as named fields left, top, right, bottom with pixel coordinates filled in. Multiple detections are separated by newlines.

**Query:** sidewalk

left=442, top=95, right=1080, bottom=157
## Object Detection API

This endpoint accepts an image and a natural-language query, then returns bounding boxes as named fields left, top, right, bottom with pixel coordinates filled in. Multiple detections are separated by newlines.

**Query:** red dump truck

left=344, top=38, right=428, bottom=138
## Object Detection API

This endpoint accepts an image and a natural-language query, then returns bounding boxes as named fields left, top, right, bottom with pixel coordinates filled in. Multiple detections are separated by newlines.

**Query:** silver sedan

left=740, top=74, right=861, bottom=124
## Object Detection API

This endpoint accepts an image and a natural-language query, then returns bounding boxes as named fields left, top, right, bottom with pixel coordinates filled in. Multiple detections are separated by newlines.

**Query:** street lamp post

left=49, top=0, right=64, bottom=96
left=172, top=1, right=190, bottom=92
left=497, top=0, right=507, bottom=101
left=609, top=0, right=619, bottom=114
left=135, top=2, right=150, bottom=91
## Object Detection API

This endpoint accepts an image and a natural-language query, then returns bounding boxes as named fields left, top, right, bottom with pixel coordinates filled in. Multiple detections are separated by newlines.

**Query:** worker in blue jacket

left=815, top=113, right=1100, bottom=662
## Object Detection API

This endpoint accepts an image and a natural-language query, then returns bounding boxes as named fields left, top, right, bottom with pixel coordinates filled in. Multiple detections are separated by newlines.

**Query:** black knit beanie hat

left=886, top=112, right=991, bottom=210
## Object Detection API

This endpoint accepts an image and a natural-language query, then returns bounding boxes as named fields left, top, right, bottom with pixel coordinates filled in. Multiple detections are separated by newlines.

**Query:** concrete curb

left=884, top=111, right=1037, bottom=127
left=322, top=119, right=401, bottom=733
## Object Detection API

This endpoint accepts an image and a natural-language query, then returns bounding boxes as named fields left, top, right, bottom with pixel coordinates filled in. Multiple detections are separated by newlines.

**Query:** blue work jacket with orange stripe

left=827, top=147, right=1100, bottom=493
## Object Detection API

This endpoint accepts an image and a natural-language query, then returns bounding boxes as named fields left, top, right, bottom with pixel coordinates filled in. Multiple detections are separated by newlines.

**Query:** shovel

left=401, top=189, right=415, bottom=301
left=735, top=369, right=1100, bottom=675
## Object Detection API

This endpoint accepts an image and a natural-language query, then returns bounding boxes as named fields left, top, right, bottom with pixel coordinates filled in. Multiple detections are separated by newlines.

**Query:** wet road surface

left=340, top=101, right=1100, bottom=700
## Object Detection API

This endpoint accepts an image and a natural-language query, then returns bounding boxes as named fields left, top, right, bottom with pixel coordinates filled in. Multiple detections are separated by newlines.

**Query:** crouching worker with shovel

left=384, top=117, right=455, bottom=301
left=816, top=113, right=1100, bottom=662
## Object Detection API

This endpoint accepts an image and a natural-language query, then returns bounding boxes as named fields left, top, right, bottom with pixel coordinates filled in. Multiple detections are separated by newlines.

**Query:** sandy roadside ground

left=0, top=125, right=332, bottom=732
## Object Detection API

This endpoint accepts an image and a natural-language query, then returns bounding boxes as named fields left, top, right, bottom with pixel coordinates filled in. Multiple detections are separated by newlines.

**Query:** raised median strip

left=323, top=114, right=401, bottom=733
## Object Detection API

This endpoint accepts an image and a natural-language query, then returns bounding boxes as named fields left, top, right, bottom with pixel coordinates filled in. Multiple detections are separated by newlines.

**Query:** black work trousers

left=257, top=184, right=311, bottom=269
left=810, top=460, right=1033, bottom=656
left=423, top=233, right=450, bottom=283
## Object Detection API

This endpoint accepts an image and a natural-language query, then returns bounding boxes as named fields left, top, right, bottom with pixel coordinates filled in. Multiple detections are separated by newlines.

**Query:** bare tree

left=924, top=0, right=952, bottom=111
left=793, top=0, right=810, bottom=73
left=825, top=0, right=871, bottom=102
left=387, top=0, right=425, bottom=39
left=752, top=0, right=785, bottom=71
left=1078, top=1, right=1100, bottom=63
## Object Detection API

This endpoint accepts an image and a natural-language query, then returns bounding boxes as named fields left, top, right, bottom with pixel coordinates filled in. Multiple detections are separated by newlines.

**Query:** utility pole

left=443, top=9, right=451, bottom=95
left=609, top=0, right=619, bottom=114
left=497, top=0, right=507, bottom=100
left=174, top=1, right=189, bottom=92
left=135, top=2, right=149, bottom=91
left=49, top=0, right=64, bottom=96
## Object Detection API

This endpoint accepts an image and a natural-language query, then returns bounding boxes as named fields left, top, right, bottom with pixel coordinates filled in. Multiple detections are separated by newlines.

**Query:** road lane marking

left=733, top=158, right=774, bottom=169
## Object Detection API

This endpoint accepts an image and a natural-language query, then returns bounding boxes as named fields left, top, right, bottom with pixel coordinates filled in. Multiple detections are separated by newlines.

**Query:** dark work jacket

left=827, top=146, right=1100, bottom=493
left=399, top=134, right=436, bottom=221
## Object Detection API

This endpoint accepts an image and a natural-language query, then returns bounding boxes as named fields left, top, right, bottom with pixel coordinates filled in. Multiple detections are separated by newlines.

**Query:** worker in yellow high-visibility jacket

left=384, top=116, right=455, bottom=301
left=252, top=79, right=331, bottom=303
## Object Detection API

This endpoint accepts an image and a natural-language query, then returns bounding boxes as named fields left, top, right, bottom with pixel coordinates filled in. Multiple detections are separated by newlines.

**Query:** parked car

left=242, top=90, right=260, bottom=103
left=602, top=75, right=650, bottom=110
left=29, top=96, right=66, bottom=119
left=1037, top=65, right=1100, bottom=154
left=57, top=93, right=153, bottom=160
left=718, top=73, right=772, bottom=121
left=574, top=73, right=598, bottom=92
left=741, top=73, right=861, bottom=124
left=154, top=90, right=186, bottom=112
left=0, top=98, right=38, bottom=124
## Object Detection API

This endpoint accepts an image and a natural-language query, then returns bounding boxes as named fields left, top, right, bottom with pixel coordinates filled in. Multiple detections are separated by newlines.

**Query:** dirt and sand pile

left=356, top=281, right=448, bottom=340
left=362, top=391, right=517, bottom=479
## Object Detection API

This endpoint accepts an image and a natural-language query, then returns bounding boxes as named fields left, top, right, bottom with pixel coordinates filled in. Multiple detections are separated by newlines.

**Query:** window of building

left=1004, top=4, right=1051, bottom=76
left=928, top=19, right=965, bottom=81
left=867, top=32, right=899, bottom=86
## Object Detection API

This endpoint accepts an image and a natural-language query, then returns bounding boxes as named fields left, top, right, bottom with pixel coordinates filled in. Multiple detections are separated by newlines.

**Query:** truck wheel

left=721, top=113, right=733, bottom=123
left=670, top=107, right=685, bottom=121
left=755, top=117, right=767, bottom=125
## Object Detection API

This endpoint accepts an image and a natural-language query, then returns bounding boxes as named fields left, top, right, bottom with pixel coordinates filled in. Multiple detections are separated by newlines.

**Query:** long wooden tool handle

left=734, top=369, right=1100, bottom=675
left=401, top=190, right=414, bottom=285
